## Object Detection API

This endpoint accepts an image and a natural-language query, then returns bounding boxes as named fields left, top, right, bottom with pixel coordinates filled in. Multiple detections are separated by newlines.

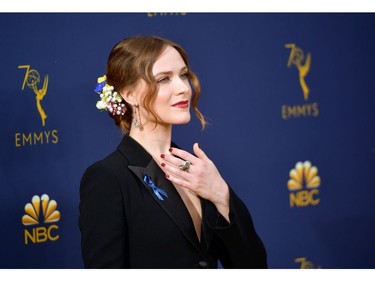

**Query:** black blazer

left=79, top=135, right=267, bottom=268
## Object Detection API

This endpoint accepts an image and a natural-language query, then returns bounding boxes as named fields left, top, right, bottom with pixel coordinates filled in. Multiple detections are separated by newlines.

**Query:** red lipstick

left=172, top=100, right=189, bottom=108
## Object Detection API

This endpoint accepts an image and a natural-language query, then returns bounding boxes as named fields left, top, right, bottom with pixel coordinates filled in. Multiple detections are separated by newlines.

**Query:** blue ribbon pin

left=143, top=174, right=168, bottom=201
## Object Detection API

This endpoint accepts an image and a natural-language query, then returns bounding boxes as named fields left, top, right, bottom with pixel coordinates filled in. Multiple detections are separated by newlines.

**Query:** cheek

left=155, top=88, right=173, bottom=103
left=151, top=95, right=169, bottom=116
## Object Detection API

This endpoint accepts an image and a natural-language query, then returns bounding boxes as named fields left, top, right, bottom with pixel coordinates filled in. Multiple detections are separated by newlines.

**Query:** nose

left=174, top=76, right=191, bottom=95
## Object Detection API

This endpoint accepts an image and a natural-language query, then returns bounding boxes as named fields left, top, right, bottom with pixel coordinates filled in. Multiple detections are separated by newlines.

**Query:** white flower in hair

left=94, top=75, right=127, bottom=116
left=96, top=100, right=107, bottom=110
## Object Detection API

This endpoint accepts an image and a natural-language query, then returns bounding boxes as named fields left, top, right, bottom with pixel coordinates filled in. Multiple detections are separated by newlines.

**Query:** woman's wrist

left=213, top=181, right=230, bottom=222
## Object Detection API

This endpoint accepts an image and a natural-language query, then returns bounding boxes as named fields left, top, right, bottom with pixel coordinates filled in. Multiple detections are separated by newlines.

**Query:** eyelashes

left=157, top=76, right=170, bottom=84
left=157, top=71, right=189, bottom=84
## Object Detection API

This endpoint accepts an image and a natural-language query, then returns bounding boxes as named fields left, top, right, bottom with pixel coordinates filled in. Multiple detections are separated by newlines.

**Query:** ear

left=120, top=80, right=145, bottom=106
left=120, top=88, right=137, bottom=105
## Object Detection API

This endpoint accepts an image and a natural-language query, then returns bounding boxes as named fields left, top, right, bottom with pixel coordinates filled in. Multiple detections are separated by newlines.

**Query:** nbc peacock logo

left=287, top=161, right=321, bottom=208
left=295, top=257, right=322, bottom=269
left=22, top=194, right=60, bottom=245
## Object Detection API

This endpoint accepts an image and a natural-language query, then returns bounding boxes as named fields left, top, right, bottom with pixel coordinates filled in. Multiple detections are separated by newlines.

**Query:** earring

left=133, top=104, right=144, bottom=131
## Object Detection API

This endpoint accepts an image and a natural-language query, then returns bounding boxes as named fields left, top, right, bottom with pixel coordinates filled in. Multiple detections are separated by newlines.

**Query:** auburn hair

left=105, top=35, right=205, bottom=133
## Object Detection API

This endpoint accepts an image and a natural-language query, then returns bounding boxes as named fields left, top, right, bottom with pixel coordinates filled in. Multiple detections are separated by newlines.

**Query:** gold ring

left=179, top=160, right=191, bottom=172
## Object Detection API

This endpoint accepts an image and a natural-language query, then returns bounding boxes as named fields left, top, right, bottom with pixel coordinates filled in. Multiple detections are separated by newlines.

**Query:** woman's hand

left=160, top=143, right=230, bottom=221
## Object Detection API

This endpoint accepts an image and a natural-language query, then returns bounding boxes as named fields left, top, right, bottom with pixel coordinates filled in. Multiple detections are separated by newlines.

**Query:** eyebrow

left=154, top=66, right=188, bottom=77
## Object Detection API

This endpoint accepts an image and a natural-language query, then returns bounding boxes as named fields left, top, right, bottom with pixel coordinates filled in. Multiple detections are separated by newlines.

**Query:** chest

left=175, top=186, right=202, bottom=241
left=124, top=177, right=204, bottom=245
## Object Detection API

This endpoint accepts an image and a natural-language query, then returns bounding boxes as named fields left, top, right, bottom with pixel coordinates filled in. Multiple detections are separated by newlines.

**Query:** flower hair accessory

left=94, top=75, right=127, bottom=116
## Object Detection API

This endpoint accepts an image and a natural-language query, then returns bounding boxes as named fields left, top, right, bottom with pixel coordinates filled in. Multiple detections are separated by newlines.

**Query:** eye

left=157, top=76, right=170, bottom=84
left=180, top=71, right=189, bottom=79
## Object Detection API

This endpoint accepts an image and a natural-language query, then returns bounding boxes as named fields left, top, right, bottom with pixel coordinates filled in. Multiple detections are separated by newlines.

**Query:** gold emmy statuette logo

left=295, top=257, right=321, bottom=269
left=15, top=65, right=58, bottom=147
left=288, top=161, right=321, bottom=208
left=18, top=65, right=48, bottom=126
left=285, top=43, right=311, bottom=101
left=22, top=194, right=60, bottom=245
left=281, top=44, right=318, bottom=120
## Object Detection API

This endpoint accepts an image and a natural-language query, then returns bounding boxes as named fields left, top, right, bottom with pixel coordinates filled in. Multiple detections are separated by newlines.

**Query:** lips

left=172, top=100, right=189, bottom=108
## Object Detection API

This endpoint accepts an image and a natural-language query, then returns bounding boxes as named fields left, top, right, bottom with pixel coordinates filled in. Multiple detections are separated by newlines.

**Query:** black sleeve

left=203, top=186, right=268, bottom=268
left=79, top=161, right=129, bottom=268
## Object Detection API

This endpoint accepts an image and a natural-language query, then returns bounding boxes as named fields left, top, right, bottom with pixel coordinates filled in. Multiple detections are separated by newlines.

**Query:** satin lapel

left=201, top=200, right=214, bottom=251
left=128, top=159, right=201, bottom=251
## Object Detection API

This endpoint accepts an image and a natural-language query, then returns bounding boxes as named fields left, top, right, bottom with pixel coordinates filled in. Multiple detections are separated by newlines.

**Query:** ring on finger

left=179, top=160, right=191, bottom=172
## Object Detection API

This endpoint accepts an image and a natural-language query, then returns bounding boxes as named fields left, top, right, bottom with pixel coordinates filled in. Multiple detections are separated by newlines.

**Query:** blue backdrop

left=0, top=13, right=374, bottom=269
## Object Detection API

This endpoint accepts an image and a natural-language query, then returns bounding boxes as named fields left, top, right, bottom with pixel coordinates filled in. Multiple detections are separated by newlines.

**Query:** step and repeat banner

left=0, top=13, right=374, bottom=269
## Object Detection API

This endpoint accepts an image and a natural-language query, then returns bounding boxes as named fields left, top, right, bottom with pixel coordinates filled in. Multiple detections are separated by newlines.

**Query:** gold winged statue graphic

left=285, top=44, right=311, bottom=101
left=19, top=65, right=49, bottom=126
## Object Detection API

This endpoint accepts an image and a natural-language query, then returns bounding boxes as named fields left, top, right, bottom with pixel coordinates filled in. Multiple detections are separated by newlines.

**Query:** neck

left=129, top=123, right=172, bottom=162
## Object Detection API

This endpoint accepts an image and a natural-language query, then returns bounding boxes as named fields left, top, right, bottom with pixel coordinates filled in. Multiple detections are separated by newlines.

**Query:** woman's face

left=139, top=45, right=192, bottom=128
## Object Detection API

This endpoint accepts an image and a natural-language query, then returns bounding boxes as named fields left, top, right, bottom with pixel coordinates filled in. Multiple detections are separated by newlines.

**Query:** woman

left=79, top=35, right=267, bottom=268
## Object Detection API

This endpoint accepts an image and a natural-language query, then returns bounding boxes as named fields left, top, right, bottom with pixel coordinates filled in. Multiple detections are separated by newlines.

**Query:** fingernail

left=169, top=148, right=173, bottom=152
left=161, top=154, right=165, bottom=158
left=161, top=163, right=166, bottom=167
left=165, top=173, right=170, bottom=178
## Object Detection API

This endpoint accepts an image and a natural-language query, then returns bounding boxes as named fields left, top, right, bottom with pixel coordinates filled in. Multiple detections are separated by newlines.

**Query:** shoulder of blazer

left=85, top=134, right=152, bottom=175
left=117, top=134, right=152, bottom=167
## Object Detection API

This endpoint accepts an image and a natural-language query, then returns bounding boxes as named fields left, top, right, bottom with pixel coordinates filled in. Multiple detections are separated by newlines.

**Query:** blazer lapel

left=129, top=161, right=201, bottom=251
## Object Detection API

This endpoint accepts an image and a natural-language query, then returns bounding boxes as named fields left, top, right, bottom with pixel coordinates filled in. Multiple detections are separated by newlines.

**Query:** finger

left=161, top=160, right=194, bottom=179
left=168, top=147, right=197, bottom=164
left=193, top=143, right=209, bottom=161
left=165, top=172, right=194, bottom=190
left=160, top=152, right=194, bottom=169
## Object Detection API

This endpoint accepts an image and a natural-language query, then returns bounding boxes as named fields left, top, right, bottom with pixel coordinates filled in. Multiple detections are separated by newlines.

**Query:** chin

left=174, top=116, right=191, bottom=125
